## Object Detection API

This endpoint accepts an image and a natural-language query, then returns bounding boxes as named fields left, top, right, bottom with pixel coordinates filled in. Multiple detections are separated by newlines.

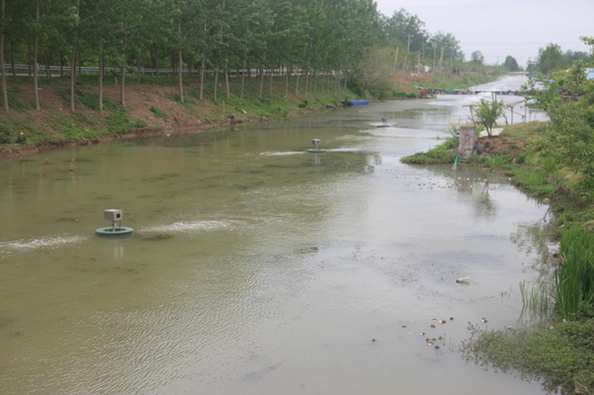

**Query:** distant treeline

left=528, top=43, right=592, bottom=75
left=0, top=0, right=473, bottom=113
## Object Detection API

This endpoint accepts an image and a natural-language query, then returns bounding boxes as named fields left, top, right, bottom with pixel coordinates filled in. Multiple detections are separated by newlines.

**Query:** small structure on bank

left=458, top=124, right=477, bottom=162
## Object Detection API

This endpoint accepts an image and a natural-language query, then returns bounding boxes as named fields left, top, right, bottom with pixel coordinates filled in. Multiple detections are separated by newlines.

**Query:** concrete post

left=459, top=124, right=477, bottom=162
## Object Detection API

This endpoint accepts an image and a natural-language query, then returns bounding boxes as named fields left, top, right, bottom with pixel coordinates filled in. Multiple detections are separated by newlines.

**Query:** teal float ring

left=308, top=148, right=326, bottom=153
left=95, top=227, right=134, bottom=237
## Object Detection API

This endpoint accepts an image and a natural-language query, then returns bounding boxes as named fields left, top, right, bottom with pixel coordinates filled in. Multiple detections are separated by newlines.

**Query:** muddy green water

left=1, top=77, right=554, bottom=394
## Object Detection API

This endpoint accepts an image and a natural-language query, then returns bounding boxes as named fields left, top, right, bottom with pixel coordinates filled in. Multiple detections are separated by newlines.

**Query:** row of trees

left=0, top=1, right=470, bottom=114
left=527, top=43, right=592, bottom=75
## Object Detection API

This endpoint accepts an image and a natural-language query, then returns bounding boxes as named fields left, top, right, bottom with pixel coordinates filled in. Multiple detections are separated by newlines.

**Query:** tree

left=538, top=43, right=567, bottom=76
left=354, top=46, right=393, bottom=94
left=529, top=37, right=594, bottom=194
left=473, top=99, right=504, bottom=137
left=503, top=55, right=519, bottom=72
left=471, top=50, right=484, bottom=65
left=0, top=0, right=7, bottom=113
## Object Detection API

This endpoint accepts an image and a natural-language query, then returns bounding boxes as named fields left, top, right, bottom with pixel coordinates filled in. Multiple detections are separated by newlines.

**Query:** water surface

left=0, top=76, right=554, bottom=394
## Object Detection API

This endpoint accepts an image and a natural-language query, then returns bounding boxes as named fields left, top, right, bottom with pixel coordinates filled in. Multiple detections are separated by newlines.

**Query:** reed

left=555, top=227, right=594, bottom=319
left=519, top=280, right=552, bottom=317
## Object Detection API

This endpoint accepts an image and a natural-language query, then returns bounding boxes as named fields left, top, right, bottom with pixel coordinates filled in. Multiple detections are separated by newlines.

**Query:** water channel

left=0, top=76, right=555, bottom=394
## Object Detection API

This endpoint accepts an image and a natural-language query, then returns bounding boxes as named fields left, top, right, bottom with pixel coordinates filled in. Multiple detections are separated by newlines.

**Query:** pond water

left=0, top=76, right=555, bottom=394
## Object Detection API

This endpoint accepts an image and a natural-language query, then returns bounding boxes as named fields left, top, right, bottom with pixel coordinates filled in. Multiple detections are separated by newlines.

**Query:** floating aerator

left=308, top=138, right=326, bottom=153
left=95, top=209, right=134, bottom=237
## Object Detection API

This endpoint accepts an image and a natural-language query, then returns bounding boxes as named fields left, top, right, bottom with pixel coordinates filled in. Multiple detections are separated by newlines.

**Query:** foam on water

left=0, top=235, right=87, bottom=252
left=142, top=220, right=231, bottom=233
left=260, top=151, right=306, bottom=156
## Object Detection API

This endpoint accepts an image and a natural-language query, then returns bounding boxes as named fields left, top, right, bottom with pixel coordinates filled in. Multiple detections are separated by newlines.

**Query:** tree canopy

left=0, top=0, right=473, bottom=113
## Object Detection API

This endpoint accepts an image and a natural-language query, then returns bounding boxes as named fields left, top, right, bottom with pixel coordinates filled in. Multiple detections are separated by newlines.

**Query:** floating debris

left=430, top=324, right=436, bottom=329
left=481, top=317, right=488, bottom=323
left=449, top=317, right=454, bottom=321
left=402, top=325, right=407, bottom=329
left=419, top=332, right=425, bottom=336
left=434, top=345, right=440, bottom=350
left=456, top=277, right=470, bottom=284
left=440, top=319, right=447, bottom=324
left=371, top=339, right=377, bottom=342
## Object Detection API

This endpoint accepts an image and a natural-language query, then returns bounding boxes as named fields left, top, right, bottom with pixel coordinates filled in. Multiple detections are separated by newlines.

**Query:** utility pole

left=432, top=46, right=436, bottom=73
left=394, top=47, right=399, bottom=70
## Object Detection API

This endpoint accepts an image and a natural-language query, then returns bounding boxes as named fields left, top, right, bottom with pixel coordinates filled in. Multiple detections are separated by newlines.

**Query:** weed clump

left=401, top=138, right=458, bottom=164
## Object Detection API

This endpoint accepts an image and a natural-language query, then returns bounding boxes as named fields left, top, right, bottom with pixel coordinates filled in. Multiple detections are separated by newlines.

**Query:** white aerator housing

left=312, top=139, right=321, bottom=146
left=104, top=209, right=123, bottom=222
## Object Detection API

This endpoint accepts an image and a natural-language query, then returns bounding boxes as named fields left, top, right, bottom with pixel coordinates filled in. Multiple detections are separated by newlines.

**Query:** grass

left=401, top=137, right=458, bottom=164
left=461, top=319, right=594, bottom=394
left=555, top=227, right=594, bottom=320
left=150, top=106, right=169, bottom=121
left=520, top=280, right=552, bottom=317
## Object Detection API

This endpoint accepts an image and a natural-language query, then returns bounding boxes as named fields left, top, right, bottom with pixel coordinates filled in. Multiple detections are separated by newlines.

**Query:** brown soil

left=475, top=136, right=526, bottom=156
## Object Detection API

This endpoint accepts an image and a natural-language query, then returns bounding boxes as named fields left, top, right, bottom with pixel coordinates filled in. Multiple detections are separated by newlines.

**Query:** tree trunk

left=295, top=70, right=300, bottom=96
left=28, top=41, right=32, bottom=81
left=0, top=0, right=8, bottom=113
left=259, top=63, right=264, bottom=98
left=137, top=52, right=141, bottom=84
left=172, top=49, right=176, bottom=80
left=98, top=55, right=103, bottom=112
left=78, top=50, right=82, bottom=77
left=33, top=1, right=40, bottom=111
left=70, top=0, right=80, bottom=113
left=213, top=70, right=219, bottom=102
left=121, top=30, right=127, bottom=108
left=60, top=52, right=64, bottom=77
left=285, top=64, right=290, bottom=97
left=155, top=45, right=159, bottom=84
left=344, top=69, right=348, bottom=89
left=268, top=68, right=273, bottom=97
left=240, top=58, right=246, bottom=99
left=199, top=48, right=205, bottom=100
left=335, top=69, right=340, bottom=92
left=178, top=49, right=184, bottom=103
left=10, top=40, right=15, bottom=79
left=304, top=69, right=309, bottom=97
left=98, top=9, right=104, bottom=112
left=44, top=50, right=51, bottom=81
left=313, top=70, right=317, bottom=92
left=178, top=48, right=184, bottom=103
left=225, top=60, right=230, bottom=99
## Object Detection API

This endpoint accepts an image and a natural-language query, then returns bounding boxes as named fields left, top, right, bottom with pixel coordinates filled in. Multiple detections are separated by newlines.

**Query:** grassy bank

left=364, top=71, right=500, bottom=100
left=0, top=74, right=359, bottom=155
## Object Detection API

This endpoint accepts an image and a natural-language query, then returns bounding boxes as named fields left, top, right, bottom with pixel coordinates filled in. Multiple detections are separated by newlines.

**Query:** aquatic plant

left=555, top=227, right=594, bottom=320
left=519, top=280, right=552, bottom=317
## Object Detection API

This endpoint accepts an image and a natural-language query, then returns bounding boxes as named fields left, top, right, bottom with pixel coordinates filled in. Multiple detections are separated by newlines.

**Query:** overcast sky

left=374, top=0, right=594, bottom=66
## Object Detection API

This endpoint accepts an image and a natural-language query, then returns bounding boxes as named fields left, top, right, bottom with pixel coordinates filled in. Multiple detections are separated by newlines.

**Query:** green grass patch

left=462, top=319, right=594, bottom=394
left=150, top=106, right=169, bottom=121
left=401, top=138, right=458, bottom=164
left=105, top=110, right=147, bottom=135
left=6, top=85, right=30, bottom=112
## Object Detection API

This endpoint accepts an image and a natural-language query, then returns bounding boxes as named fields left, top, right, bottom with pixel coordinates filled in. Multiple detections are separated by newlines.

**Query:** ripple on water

left=142, top=220, right=231, bottom=233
